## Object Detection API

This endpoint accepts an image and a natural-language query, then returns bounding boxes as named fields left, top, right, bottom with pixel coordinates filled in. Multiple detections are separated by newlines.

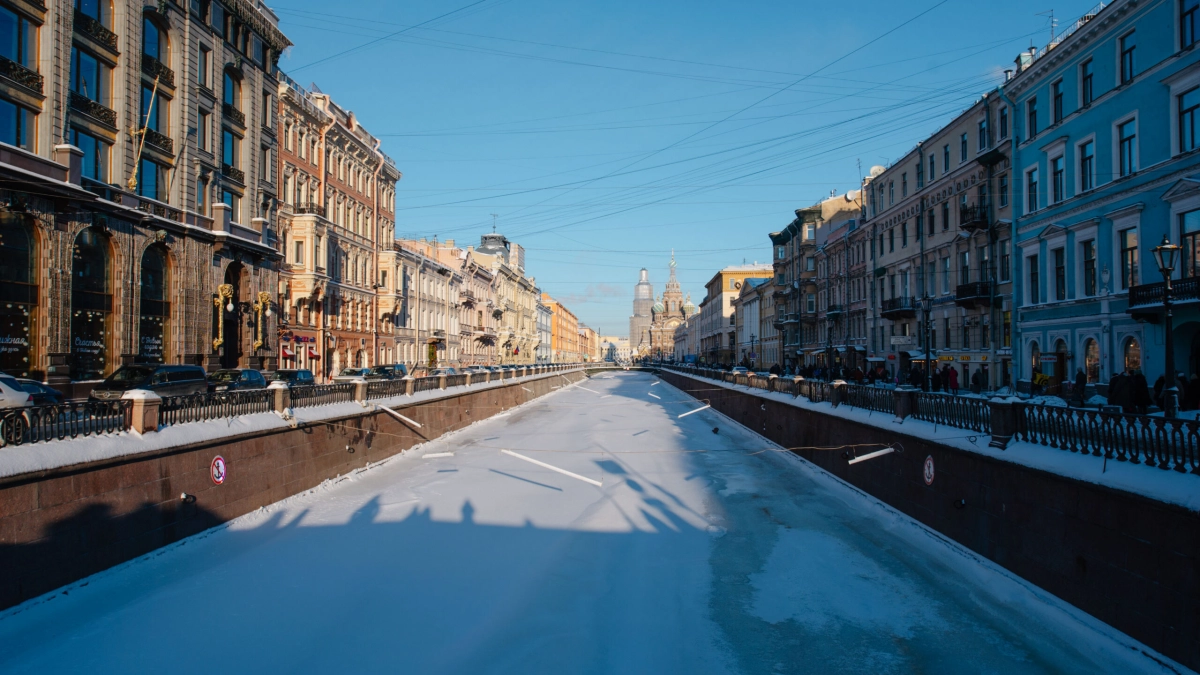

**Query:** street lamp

left=749, top=333, right=757, bottom=368
left=1153, top=235, right=1182, bottom=419
left=920, top=295, right=933, bottom=392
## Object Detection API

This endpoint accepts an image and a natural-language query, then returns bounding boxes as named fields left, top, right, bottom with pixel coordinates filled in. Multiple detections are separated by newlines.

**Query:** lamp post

left=920, top=295, right=933, bottom=392
left=1154, top=235, right=1182, bottom=419
left=749, top=333, right=757, bottom=368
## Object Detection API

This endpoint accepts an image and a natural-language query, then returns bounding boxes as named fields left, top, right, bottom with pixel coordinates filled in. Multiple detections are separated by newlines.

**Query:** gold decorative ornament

left=252, top=291, right=272, bottom=350
left=212, top=284, right=234, bottom=350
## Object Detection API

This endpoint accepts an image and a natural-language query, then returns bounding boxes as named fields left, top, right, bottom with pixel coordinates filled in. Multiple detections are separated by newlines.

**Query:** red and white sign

left=211, top=456, right=227, bottom=485
left=923, top=455, right=935, bottom=485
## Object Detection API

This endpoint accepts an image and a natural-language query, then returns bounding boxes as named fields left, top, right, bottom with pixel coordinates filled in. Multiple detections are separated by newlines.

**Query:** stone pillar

left=438, top=374, right=447, bottom=390
left=353, top=380, right=368, bottom=405
left=53, top=144, right=84, bottom=185
left=894, top=386, right=917, bottom=420
left=988, top=398, right=1019, bottom=449
left=831, top=380, right=848, bottom=407
left=121, top=390, right=161, bottom=434
left=213, top=202, right=232, bottom=233
left=405, top=378, right=415, bottom=396
left=464, top=373, right=473, bottom=387
left=269, top=381, right=291, bottom=414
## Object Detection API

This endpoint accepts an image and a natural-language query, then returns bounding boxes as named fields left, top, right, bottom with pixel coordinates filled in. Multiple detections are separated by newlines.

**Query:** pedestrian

left=971, top=368, right=983, bottom=395
left=931, top=368, right=943, bottom=392
left=769, top=363, right=781, bottom=376
left=1073, top=368, right=1088, bottom=408
left=1129, top=369, right=1150, bottom=414
left=947, top=366, right=959, bottom=396
left=1110, top=370, right=1130, bottom=412
left=1187, top=374, right=1200, bottom=411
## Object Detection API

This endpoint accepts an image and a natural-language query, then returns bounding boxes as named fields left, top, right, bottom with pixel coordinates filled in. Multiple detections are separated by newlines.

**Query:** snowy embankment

left=0, top=369, right=582, bottom=482
left=666, top=371, right=1200, bottom=513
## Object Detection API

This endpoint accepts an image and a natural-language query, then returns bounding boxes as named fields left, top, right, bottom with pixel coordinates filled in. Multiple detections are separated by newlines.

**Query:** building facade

left=473, top=233, right=538, bottom=364
left=0, top=0, right=291, bottom=395
left=1006, top=0, right=1200, bottom=395
left=542, top=294, right=580, bottom=363
left=695, top=264, right=773, bottom=365
left=536, top=300, right=551, bottom=363
left=647, top=254, right=696, bottom=360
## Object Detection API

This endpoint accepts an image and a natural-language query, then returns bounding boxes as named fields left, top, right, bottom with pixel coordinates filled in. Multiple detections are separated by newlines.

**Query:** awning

left=307, top=348, right=320, bottom=359
left=282, top=345, right=295, bottom=358
left=865, top=357, right=886, bottom=363
left=902, top=350, right=937, bottom=359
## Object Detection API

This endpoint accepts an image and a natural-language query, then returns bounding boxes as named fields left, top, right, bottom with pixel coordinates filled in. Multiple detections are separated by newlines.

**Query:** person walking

left=1131, top=369, right=1152, bottom=415
left=1073, top=368, right=1088, bottom=408
left=947, top=366, right=959, bottom=396
left=931, top=367, right=943, bottom=393
left=970, top=368, right=983, bottom=395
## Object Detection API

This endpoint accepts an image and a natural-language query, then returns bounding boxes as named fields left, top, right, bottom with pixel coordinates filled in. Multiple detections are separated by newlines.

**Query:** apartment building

left=695, top=264, right=773, bottom=365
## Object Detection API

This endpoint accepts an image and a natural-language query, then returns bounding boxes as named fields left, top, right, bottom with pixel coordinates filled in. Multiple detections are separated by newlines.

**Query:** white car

left=730, top=366, right=749, bottom=375
left=0, top=374, right=34, bottom=446
left=0, top=374, right=34, bottom=410
left=331, top=368, right=370, bottom=383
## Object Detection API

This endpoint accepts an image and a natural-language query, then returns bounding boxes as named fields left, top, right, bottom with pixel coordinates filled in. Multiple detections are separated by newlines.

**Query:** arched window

left=139, top=246, right=170, bottom=363
left=0, top=214, right=35, bottom=377
left=71, top=229, right=112, bottom=380
left=1030, top=341, right=1041, bottom=376
left=143, top=16, right=169, bottom=64
left=1084, top=339, right=1100, bottom=383
left=1123, top=337, right=1142, bottom=373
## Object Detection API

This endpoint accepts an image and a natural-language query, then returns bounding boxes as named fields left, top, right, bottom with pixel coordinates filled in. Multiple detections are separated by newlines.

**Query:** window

left=928, top=155, right=935, bottom=182
left=223, top=129, right=239, bottom=169
left=1181, top=87, right=1200, bottom=153
left=941, top=202, right=949, bottom=230
left=1081, top=59, right=1094, bottom=106
left=222, top=189, right=240, bottom=222
left=72, top=129, right=109, bottom=181
left=1120, top=228, right=1138, bottom=289
left=901, top=222, right=907, bottom=248
left=999, top=240, right=1011, bottom=281
left=942, top=145, right=949, bottom=174
left=962, top=318, right=971, bottom=350
left=999, top=174, right=1009, bottom=206
left=1003, top=312, right=1012, bottom=348
left=1084, top=339, right=1100, bottom=383
left=143, top=16, right=169, bottom=63
left=137, top=158, right=168, bottom=201
left=803, top=223, right=815, bottom=240
left=806, top=256, right=815, bottom=272
left=260, top=145, right=270, bottom=181
left=1028, top=255, right=1040, bottom=303
left=199, top=45, right=211, bottom=87
left=1081, top=240, right=1096, bottom=296
left=0, top=98, right=35, bottom=151
left=1049, top=80, right=1063, bottom=124
left=775, top=246, right=785, bottom=259
left=888, top=228, right=894, bottom=253
left=901, top=173, right=907, bottom=197
left=70, top=47, right=109, bottom=105
left=1120, top=31, right=1136, bottom=84
left=1123, top=337, right=1142, bottom=372
left=1186, top=0, right=1200, bottom=48
left=916, top=161, right=923, bottom=189
left=806, top=293, right=815, bottom=313
left=889, top=181, right=894, bottom=205
left=978, top=118, right=988, bottom=150
left=223, top=71, right=239, bottom=109
left=1027, top=167, right=1039, bottom=211
left=1118, top=119, right=1137, bottom=177
left=211, top=2, right=226, bottom=39
left=1181, top=209, right=1200, bottom=278
left=76, top=0, right=109, bottom=25
left=943, top=318, right=951, bottom=349
left=1027, top=97, right=1038, bottom=137
left=959, top=251, right=970, bottom=285
left=1051, top=155, right=1064, bottom=203
left=140, top=85, right=168, bottom=133
left=960, top=133, right=968, bottom=162
left=999, top=106, right=1008, bottom=139
left=0, top=6, right=37, bottom=69
left=199, top=110, right=211, bottom=151
left=1079, top=140, right=1095, bottom=191
left=196, top=175, right=208, bottom=215
left=942, top=257, right=951, bottom=293
left=927, top=209, right=935, bottom=236
left=1054, top=247, right=1066, bottom=301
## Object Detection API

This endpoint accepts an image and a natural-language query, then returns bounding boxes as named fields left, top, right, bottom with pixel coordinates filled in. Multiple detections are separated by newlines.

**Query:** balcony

left=69, top=91, right=117, bottom=128
left=1127, top=277, right=1200, bottom=323
left=141, top=54, right=175, bottom=88
left=955, top=281, right=993, bottom=308
left=134, top=196, right=182, bottom=222
left=880, top=297, right=918, bottom=320
left=222, top=164, right=245, bottom=184
left=959, top=202, right=990, bottom=232
left=223, top=102, right=246, bottom=127
left=0, top=56, right=42, bottom=94
left=73, top=11, right=118, bottom=53
left=826, top=304, right=844, bottom=319
left=140, top=127, right=173, bottom=155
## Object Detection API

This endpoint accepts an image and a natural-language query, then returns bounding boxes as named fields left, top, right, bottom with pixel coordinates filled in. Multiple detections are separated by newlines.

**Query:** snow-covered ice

left=0, top=372, right=1188, bottom=674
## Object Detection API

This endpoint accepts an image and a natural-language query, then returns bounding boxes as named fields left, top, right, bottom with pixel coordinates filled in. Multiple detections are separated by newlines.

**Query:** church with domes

left=631, top=253, right=696, bottom=358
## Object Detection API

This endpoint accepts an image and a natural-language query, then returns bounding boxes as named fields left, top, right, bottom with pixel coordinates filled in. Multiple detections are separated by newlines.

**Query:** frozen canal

left=0, top=372, right=1184, bottom=674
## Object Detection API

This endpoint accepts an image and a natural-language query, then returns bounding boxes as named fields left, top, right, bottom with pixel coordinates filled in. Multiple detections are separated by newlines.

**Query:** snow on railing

left=0, top=400, right=130, bottom=448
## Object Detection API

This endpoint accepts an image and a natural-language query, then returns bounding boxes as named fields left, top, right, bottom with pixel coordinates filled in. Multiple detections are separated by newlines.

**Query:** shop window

left=70, top=228, right=112, bottom=380
left=138, top=245, right=169, bottom=362
left=0, top=214, right=35, bottom=377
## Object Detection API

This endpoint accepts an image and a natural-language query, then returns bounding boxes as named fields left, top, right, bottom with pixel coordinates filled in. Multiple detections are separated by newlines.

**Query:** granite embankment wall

left=0, top=370, right=586, bottom=610
left=658, top=370, right=1200, bottom=673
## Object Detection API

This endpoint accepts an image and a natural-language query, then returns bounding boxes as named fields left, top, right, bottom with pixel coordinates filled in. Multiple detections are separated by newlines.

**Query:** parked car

left=730, top=366, right=749, bottom=375
left=89, top=365, right=209, bottom=400
left=207, top=369, right=268, bottom=393
left=15, top=379, right=64, bottom=406
left=366, top=364, right=409, bottom=380
left=428, top=367, right=459, bottom=377
left=0, top=375, right=34, bottom=410
left=331, top=367, right=370, bottom=383
left=268, top=369, right=317, bottom=387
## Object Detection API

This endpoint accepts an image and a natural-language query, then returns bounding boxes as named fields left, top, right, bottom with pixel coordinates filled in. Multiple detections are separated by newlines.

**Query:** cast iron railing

left=0, top=400, right=130, bottom=447
left=0, top=55, right=42, bottom=93
left=1017, top=405, right=1200, bottom=473
left=444, top=373, right=467, bottom=388
left=159, top=390, right=274, bottom=426
left=914, top=393, right=991, bottom=433
left=842, top=384, right=895, bottom=414
left=289, top=383, right=355, bottom=407
left=366, top=379, right=408, bottom=399
left=412, top=377, right=441, bottom=394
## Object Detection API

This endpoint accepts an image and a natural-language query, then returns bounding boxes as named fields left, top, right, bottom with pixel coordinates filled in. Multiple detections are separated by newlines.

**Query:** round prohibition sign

left=923, top=455, right=935, bottom=486
left=211, top=455, right=227, bottom=485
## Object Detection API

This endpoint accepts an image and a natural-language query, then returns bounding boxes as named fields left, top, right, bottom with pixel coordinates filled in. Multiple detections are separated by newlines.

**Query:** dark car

left=16, top=379, right=64, bottom=406
left=268, top=369, right=316, bottom=387
left=89, top=365, right=209, bottom=400
left=366, top=364, right=409, bottom=380
left=208, top=369, right=268, bottom=393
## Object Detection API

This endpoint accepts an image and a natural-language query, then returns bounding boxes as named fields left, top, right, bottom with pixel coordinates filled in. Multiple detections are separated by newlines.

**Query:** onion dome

left=682, top=293, right=697, bottom=316
left=652, top=294, right=665, bottom=313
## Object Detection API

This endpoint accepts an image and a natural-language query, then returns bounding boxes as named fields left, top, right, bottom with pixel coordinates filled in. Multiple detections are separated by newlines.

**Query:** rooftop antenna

left=490, top=213, right=498, bottom=233
left=1036, top=10, right=1057, bottom=43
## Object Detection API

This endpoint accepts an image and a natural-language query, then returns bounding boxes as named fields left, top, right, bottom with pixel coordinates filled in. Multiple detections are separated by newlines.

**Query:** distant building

left=599, top=336, right=631, bottom=362
left=696, top=264, right=774, bottom=365
left=630, top=268, right=654, bottom=354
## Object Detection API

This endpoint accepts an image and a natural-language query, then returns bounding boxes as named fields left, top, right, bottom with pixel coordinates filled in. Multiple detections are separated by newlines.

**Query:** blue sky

left=272, top=0, right=1103, bottom=336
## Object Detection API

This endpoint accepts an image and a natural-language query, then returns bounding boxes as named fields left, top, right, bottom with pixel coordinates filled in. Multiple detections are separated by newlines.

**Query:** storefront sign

left=890, top=336, right=914, bottom=346
left=1040, top=355, right=1058, bottom=363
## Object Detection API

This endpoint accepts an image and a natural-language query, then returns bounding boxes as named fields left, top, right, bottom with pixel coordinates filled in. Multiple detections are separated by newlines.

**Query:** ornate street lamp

left=920, top=295, right=933, bottom=392
left=1154, top=235, right=1182, bottom=419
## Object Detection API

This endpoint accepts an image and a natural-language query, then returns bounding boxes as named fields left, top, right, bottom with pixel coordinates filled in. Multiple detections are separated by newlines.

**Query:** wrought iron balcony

left=141, top=54, right=175, bottom=88
left=293, top=201, right=323, bottom=215
left=955, top=281, right=993, bottom=308
left=222, top=164, right=245, bottom=184
left=73, top=11, right=118, bottom=52
left=135, top=197, right=182, bottom=222
left=880, top=297, right=918, bottom=319
left=826, top=304, right=844, bottom=319
left=1127, top=277, right=1200, bottom=323
left=959, top=202, right=990, bottom=232
left=223, top=102, right=246, bottom=127
left=69, top=91, right=117, bottom=128
left=140, top=127, right=173, bottom=155
left=0, top=56, right=42, bottom=93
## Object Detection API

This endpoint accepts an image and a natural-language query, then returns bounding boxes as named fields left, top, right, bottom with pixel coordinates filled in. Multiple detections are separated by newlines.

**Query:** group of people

left=1069, top=367, right=1200, bottom=414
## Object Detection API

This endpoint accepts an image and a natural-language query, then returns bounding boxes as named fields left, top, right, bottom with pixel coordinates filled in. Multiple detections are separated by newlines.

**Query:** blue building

left=1006, top=0, right=1200, bottom=397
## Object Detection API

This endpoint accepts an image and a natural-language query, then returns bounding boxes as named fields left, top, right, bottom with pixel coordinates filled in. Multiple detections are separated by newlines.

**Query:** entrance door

left=1051, top=340, right=1068, bottom=395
